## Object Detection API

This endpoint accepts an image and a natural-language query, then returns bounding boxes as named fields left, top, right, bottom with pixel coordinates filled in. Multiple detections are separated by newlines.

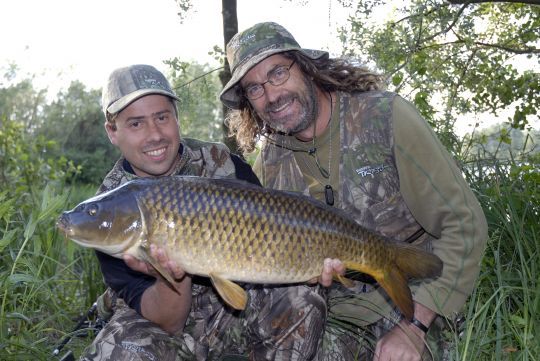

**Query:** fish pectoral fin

left=209, top=272, right=247, bottom=311
left=333, top=273, right=355, bottom=288
left=344, top=261, right=414, bottom=321
left=137, top=245, right=177, bottom=287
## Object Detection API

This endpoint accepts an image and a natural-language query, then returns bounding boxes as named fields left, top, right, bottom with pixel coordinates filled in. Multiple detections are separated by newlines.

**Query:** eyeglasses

left=243, top=60, right=296, bottom=100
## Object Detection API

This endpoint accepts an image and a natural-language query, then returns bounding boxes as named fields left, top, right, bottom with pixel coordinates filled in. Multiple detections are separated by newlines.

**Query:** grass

left=0, top=154, right=538, bottom=360
left=0, top=183, right=104, bottom=359
left=454, top=155, right=539, bottom=360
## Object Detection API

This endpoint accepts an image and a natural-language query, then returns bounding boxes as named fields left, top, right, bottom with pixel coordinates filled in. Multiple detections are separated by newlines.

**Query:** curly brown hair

left=226, top=51, right=385, bottom=153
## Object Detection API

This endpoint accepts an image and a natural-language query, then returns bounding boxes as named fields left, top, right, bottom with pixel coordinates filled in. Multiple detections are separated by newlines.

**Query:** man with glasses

left=222, top=22, right=488, bottom=360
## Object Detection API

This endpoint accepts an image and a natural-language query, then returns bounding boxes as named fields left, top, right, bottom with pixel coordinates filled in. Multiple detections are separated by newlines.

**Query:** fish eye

left=87, top=204, right=98, bottom=216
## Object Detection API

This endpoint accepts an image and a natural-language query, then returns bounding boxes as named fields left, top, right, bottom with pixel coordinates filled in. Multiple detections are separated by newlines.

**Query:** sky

left=0, top=0, right=354, bottom=93
left=1, top=0, right=537, bottom=135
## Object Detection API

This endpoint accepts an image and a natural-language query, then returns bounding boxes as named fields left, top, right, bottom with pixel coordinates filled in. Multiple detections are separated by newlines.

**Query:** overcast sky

left=1, top=0, right=537, bottom=134
left=0, top=0, right=354, bottom=92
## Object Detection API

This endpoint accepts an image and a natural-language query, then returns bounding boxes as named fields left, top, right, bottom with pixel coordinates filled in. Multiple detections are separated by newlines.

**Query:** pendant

left=325, top=185, right=334, bottom=206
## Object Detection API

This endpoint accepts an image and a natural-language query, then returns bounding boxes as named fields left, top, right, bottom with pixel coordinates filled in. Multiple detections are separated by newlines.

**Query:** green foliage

left=0, top=116, right=103, bottom=359
left=166, top=58, right=224, bottom=142
left=0, top=117, right=80, bottom=198
left=174, top=0, right=193, bottom=23
left=341, top=0, right=539, bottom=152
left=1, top=69, right=119, bottom=186
left=457, top=152, right=540, bottom=360
left=462, top=124, right=539, bottom=160
left=37, top=81, right=119, bottom=185
left=0, top=65, right=47, bottom=131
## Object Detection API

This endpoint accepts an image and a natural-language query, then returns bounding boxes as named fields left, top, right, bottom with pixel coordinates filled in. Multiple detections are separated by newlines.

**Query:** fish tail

left=344, top=242, right=442, bottom=321
left=393, top=242, right=443, bottom=280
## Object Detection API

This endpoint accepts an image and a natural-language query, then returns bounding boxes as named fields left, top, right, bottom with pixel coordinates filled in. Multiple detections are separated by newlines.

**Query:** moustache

left=265, top=94, right=296, bottom=113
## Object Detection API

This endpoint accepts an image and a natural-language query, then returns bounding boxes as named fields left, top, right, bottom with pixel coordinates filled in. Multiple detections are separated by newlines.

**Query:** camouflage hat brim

left=219, top=47, right=328, bottom=110
left=106, top=89, right=181, bottom=115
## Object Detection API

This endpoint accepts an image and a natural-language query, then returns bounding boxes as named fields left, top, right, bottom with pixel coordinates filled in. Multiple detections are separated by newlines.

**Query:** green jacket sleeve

left=393, top=96, right=488, bottom=317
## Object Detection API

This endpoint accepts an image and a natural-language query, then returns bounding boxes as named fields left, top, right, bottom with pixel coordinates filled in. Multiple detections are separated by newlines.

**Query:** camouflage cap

left=102, top=64, right=180, bottom=115
left=219, top=22, right=328, bottom=109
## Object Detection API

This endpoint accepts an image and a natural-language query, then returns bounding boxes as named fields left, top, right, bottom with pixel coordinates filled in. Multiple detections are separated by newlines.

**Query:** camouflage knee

left=319, top=308, right=454, bottom=361
left=245, top=284, right=327, bottom=361
left=422, top=316, right=455, bottom=361
left=182, top=284, right=246, bottom=360
left=79, top=302, right=189, bottom=361
left=317, top=308, right=401, bottom=361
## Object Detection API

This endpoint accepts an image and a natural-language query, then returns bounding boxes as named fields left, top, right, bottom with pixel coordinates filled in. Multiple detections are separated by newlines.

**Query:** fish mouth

left=56, top=214, right=73, bottom=236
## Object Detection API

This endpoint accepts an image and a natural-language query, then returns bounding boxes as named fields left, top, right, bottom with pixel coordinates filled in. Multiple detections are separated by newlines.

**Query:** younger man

left=81, top=64, right=327, bottom=360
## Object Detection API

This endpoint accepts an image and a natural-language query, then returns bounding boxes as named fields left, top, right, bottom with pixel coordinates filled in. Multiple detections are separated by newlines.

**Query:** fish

left=56, top=175, right=443, bottom=319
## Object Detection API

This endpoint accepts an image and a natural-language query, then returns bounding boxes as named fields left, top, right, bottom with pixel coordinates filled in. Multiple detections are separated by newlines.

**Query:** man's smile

left=269, top=98, right=294, bottom=114
left=145, top=147, right=167, bottom=158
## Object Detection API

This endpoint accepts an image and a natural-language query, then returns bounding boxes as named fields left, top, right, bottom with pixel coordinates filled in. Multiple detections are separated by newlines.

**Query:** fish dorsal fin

left=209, top=272, right=247, bottom=310
left=137, top=244, right=176, bottom=287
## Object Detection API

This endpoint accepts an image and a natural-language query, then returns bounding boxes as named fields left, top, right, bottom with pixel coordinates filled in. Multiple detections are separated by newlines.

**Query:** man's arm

left=370, top=96, right=488, bottom=360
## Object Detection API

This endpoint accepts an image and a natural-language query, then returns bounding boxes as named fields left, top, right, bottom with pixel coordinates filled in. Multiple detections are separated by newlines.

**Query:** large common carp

left=57, top=176, right=442, bottom=319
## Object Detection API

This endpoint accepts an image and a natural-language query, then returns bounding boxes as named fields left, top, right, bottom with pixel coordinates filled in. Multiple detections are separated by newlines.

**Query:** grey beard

left=273, top=76, right=319, bottom=136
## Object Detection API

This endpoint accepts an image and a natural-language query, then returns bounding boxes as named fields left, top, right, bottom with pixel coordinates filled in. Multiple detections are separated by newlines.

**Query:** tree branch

left=471, top=41, right=540, bottom=54
left=447, top=0, right=540, bottom=4
left=419, top=3, right=470, bottom=44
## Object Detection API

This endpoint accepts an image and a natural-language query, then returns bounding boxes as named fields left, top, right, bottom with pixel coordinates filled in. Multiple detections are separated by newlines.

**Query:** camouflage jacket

left=98, top=138, right=240, bottom=194
left=254, top=91, right=488, bottom=326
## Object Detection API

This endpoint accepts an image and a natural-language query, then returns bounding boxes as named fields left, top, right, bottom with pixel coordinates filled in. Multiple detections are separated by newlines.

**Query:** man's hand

left=309, top=258, right=345, bottom=287
left=374, top=302, right=436, bottom=361
left=123, top=244, right=186, bottom=285
left=373, top=320, right=426, bottom=361
left=123, top=244, right=192, bottom=334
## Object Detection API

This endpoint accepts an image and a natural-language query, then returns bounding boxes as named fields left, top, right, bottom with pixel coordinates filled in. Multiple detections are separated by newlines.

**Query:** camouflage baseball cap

left=219, top=22, right=328, bottom=109
left=102, top=64, right=180, bottom=115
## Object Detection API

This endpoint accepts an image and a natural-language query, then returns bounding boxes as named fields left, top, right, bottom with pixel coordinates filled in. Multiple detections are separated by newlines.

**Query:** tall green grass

left=455, top=154, right=539, bottom=360
left=0, top=183, right=104, bottom=360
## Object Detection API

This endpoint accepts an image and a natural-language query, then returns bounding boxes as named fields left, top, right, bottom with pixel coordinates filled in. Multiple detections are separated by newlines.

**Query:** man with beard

left=221, top=22, right=488, bottom=361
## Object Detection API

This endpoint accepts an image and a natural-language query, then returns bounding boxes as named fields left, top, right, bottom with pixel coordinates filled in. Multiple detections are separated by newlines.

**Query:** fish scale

left=57, top=175, right=443, bottom=317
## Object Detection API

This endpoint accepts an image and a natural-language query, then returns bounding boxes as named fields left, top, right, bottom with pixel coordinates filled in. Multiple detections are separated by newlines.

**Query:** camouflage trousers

left=81, top=285, right=451, bottom=361
left=80, top=282, right=327, bottom=361
left=318, top=308, right=452, bottom=361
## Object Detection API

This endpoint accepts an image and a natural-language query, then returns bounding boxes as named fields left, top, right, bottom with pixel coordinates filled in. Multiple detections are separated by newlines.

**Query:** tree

left=0, top=65, right=47, bottom=132
left=172, top=0, right=241, bottom=154
left=340, top=0, right=539, bottom=154
left=167, top=59, right=224, bottom=142
left=38, top=81, right=119, bottom=185
left=463, top=123, right=539, bottom=159
left=220, top=0, right=240, bottom=155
